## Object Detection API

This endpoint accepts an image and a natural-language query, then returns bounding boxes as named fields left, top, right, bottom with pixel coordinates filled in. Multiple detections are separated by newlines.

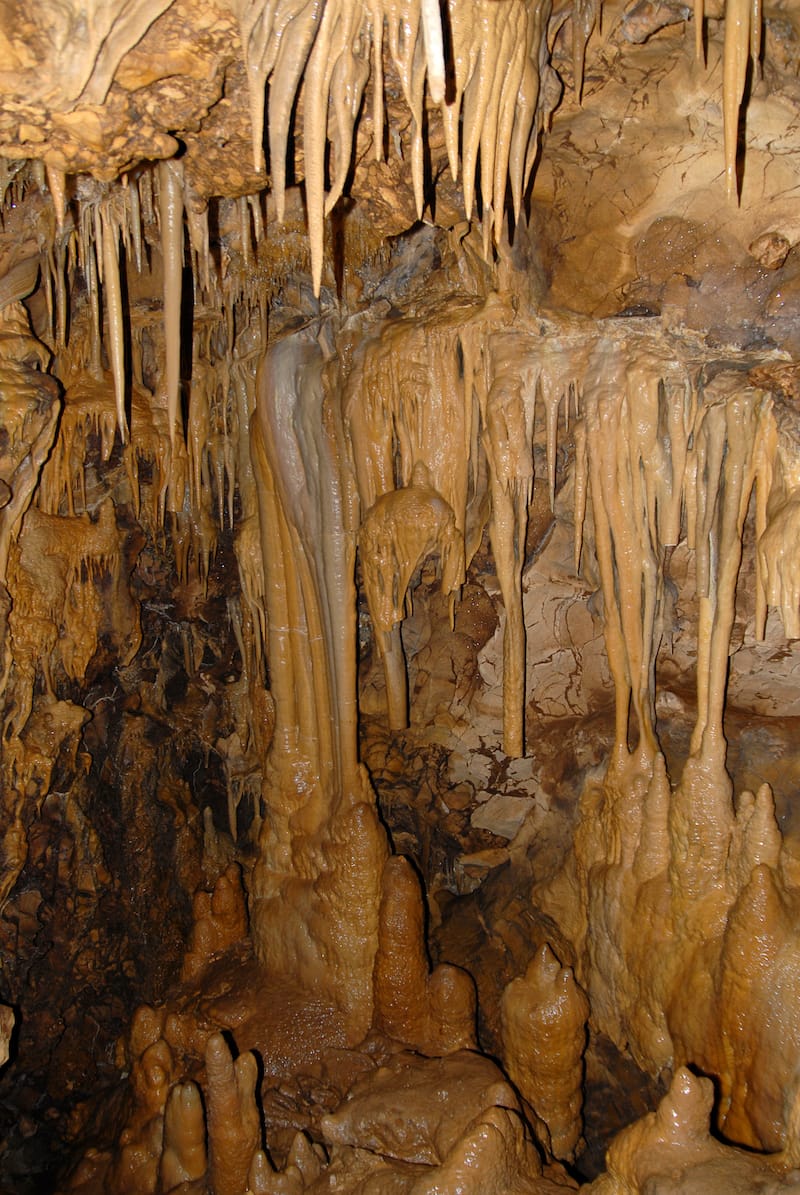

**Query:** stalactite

left=572, top=0, right=597, bottom=102
left=359, top=462, right=464, bottom=730
left=577, top=334, right=696, bottom=763
left=268, top=0, right=322, bottom=225
left=158, top=158, right=185, bottom=445
left=481, top=342, right=537, bottom=758
left=100, top=203, right=128, bottom=441
left=723, top=0, right=752, bottom=202
left=686, top=375, right=771, bottom=757
left=694, top=0, right=704, bottom=61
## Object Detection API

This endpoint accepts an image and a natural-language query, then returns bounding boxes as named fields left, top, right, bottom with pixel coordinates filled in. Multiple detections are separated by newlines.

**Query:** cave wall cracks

left=2, top=0, right=800, bottom=1192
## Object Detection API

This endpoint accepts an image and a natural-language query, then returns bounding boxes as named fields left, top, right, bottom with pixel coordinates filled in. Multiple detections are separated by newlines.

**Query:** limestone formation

left=501, top=943, right=590, bottom=1162
left=372, top=854, right=477, bottom=1055
left=1, top=1, right=800, bottom=1194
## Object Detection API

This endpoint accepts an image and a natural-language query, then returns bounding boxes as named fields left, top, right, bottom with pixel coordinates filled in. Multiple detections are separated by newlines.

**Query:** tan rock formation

left=2, top=2, right=800, bottom=1194
left=0, top=1004, right=13, bottom=1068
left=373, top=854, right=477, bottom=1055
left=501, top=942, right=590, bottom=1161
left=206, top=1032, right=262, bottom=1195
left=181, top=862, right=249, bottom=983
left=585, top=1068, right=800, bottom=1194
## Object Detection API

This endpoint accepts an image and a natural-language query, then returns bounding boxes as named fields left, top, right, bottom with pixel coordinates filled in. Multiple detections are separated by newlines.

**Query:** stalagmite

left=159, top=1083, right=207, bottom=1190
left=206, top=1034, right=262, bottom=1195
left=500, top=943, right=589, bottom=1162
left=372, top=855, right=477, bottom=1054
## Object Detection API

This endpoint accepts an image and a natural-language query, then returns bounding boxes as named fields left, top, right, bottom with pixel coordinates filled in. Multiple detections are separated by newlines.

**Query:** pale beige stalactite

left=686, top=377, right=769, bottom=758
left=157, top=158, right=184, bottom=444
left=368, top=0, right=385, bottom=159
left=86, top=239, right=103, bottom=380
left=383, top=0, right=426, bottom=217
left=51, top=239, right=67, bottom=354
left=324, top=3, right=371, bottom=217
left=750, top=0, right=762, bottom=75
left=99, top=203, right=128, bottom=442
left=509, top=52, right=538, bottom=222
left=572, top=0, right=597, bottom=103
left=723, top=0, right=751, bottom=202
left=46, top=166, right=69, bottom=352
left=45, top=164, right=67, bottom=238
left=268, top=0, right=322, bottom=225
left=347, top=296, right=531, bottom=742
left=185, top=201, right=210, bottom=295
left=580, top=341, right=649, bottom=761
left=440, top=0, right=481, bottom=182
left=302, top=0, right=338, bottom=293
left=573, top=416, right=587, bottom=572
left=576, top=336, right=696, bottom=765
left=481, top=363, right=535, bottom=758
left=753, top=406, right=778, bottom=640
left=694, top=0, right=704, bottom=61
left=359, top=461, right=464, bottom=731
left=127, top=176, right=143, bottom=275
left=420, top=0, right=446, bottom=103
left=482, top=4, right=522, bottom=245
left=235, top=0, right=282, bottom=173
left=239, top=195, right=251, bottom=270
left=461, top=3, right=513, bottom=223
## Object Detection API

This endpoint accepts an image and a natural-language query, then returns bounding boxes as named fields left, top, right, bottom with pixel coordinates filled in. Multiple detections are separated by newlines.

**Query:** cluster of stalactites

left=347, top=302, right=800, bottom=761
left=235, top=0, right=556, bottom=292
left=344, top=298, right=585, bottom=755
left=38, top=164, right=186, bottom=449
left=11, top=0, right=766, bottom=480
left=570, top=332, right=787, bottom=767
